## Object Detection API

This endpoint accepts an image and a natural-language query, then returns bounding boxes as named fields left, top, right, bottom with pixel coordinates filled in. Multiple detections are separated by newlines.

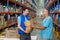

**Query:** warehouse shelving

left=0, top=22, right=17, bottom=30
left=45, top=0, right=60, bottom=39
left=45, top=0, right=60, bottom=26
left=45, top=0, right=56, bottom=9
left=53, top=21, right=60, bottom=27
left=0, top=0, right=36, bottom=31
left=0, top=12, right=21, bottom=14
left=8, top=0, right=36, bottom=12
left=0, top=0, right=36, bottom=12
left=25, top=0, right=36, bottom=9
left=50, top=10, right=60, bottom=14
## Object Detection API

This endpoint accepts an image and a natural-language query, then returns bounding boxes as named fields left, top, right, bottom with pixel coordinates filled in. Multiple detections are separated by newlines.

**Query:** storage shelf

left=53, top=21, right=60, bottom=27
left=50, top=10, right=60, bottom=14
left=52, top=17, right=60, bottom=27
left=45, top=0, right=56, bottom=9
left=0, top=22, right=17, bottom=30
left=9, top=0, right=36, bottom=12
left=0, top=12, right=21, bottom=14
left=0, top=0, right=36, bottom=12
left=25, top=0, right=35, bottom=8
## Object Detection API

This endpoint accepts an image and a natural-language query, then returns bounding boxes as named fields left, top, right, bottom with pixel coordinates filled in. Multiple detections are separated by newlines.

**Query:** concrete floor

left=31, top=17, right=43, bottom=40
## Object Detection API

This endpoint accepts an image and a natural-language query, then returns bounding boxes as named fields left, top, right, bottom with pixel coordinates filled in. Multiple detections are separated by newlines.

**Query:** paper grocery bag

left=24, top=20, right=34, bottom=33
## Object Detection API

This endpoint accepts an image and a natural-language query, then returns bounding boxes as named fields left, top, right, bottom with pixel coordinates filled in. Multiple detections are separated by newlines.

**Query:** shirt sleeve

left=43, top=18, right=50, bottom=27
left=18, top=16, right=21, bottom=23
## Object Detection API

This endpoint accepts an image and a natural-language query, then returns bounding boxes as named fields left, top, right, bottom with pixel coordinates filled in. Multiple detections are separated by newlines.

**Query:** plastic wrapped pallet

left=0, top=16, right=4, bottom=27
left=0, top=3, right=3, bottom=12
left=6, top=29, right=16, bottom=38
left=5, top=27, right=19, bottom=38
left=0, top=29, right=7, bottom=38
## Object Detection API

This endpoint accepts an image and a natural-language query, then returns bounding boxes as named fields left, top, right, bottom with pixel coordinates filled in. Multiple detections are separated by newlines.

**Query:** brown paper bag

left=24, top=20, right=34, bottom=33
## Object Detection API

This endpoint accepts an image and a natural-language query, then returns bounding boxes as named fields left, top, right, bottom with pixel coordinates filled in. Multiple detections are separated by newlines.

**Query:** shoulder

left=18, top=15, right=21, bottom=19
left=47, top=16, right=52, bottom=19
left=47, top=16, right=53, bottom=22
left=18, top=14, right=23, bottom=18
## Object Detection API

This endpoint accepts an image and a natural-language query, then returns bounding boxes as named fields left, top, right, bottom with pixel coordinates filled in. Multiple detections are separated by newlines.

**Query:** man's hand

left=24, top=30, right=29, bottom=33
left=34, top=25, right=45, bottom=30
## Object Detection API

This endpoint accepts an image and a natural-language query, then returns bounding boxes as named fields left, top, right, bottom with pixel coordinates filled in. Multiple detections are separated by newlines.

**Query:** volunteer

left=18, top=8, right=31, bottom=40
left=35, top=8, right=53, bottom=40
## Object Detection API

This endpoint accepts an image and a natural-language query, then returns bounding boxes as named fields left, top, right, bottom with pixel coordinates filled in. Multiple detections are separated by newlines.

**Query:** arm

left=18, top=23, right=29, bottom=33
left=36, top=25, right=46, bottom=30
left=34, top=22, right=46, bottom=30
left=18, top=23, right=25, bottom=32
left=35, top=18, right=51, bottom=30
left=18, top=16, right=29, bottom=33
left=18, top=16, right=25, bottom=32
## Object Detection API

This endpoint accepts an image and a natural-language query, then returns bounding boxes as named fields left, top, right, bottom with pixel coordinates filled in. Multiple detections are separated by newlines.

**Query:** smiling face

left=43, top=8, right=49, bottom=17
left=23, top=9, right=29, bottom=16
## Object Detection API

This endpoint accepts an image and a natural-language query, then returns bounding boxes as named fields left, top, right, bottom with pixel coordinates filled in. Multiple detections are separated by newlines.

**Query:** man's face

left=24, top=9, right=29, bottom=15
left=43, top=9, right=48, bottom=17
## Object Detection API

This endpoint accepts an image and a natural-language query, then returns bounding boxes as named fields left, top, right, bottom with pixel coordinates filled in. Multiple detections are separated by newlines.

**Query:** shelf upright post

left=58, top=0, right=59, bottom=10
left=7, top=0, right=10, bottom=30
left=14, top=0, right=16, bottom=12
left=6, top=0, right=9, bottom=20
left=6, top=0, right=9, bottom=9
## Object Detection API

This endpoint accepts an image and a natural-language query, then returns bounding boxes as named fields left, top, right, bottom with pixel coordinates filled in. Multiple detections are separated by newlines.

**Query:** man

left=18, top=8, right=31, bottom=40
left=35, top=8, right=53, bottom=40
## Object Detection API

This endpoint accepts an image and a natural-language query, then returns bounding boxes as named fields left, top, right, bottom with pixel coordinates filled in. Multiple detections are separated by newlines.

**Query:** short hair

left=44, top=8, right=50, bottom=14
left=22, top=8, right=28, bottom=11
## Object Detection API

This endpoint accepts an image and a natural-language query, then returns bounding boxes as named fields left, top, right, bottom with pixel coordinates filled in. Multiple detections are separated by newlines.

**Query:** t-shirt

left=40, top=16, right=53, bottom=39
left=18, top=16, right=28, bottom=24
left=17, top=14, right=30, bottom=34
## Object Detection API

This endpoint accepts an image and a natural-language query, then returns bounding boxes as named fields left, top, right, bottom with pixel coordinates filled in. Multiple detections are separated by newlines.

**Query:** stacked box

left=16, top=7, right=22, bottom=13
left=5, top=27, right=19, bottom=38
left=27, top=3, right=31, bottom=7
left=3, top=6, right=8, bottom=12
left=0, top=28, right=7, bottom=38
left=17, top=0, right=22, bottom=3
left=0, top=16, right=4, bottom=27
left=6, top=30, right=17, bottom=38
left=8, top=6, right=15, bottom=12
left=0, top=3, right=3, bottom=12
left=10, top=17, right=17, bottom=22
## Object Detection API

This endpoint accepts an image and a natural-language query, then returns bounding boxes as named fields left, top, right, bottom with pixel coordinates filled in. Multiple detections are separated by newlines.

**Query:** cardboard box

left=5, top=27, right=19, bottom=38
left=0, top=16, right=4, bottom=26
left=0, top=4, right=3, bottom=12
left=17, top=0, right=22, bottom=3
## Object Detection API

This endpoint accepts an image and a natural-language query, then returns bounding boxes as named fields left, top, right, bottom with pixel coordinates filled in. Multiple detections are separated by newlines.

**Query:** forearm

left=36, top=25, right=45, bottom=30
left=18, top=23, right=24, bottom=32
left=18, top=26, right=24, bottom=31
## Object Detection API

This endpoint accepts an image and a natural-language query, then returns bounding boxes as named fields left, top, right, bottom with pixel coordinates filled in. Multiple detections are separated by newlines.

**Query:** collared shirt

left=18, top=16, right=28, bottom=24
left=17, top=14, right=30, bottom=34
left=40, top=16, right=53, bottom=39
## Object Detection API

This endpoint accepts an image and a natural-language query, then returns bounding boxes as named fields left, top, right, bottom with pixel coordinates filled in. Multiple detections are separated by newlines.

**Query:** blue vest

left=18, top=14, right=30, bottom=34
